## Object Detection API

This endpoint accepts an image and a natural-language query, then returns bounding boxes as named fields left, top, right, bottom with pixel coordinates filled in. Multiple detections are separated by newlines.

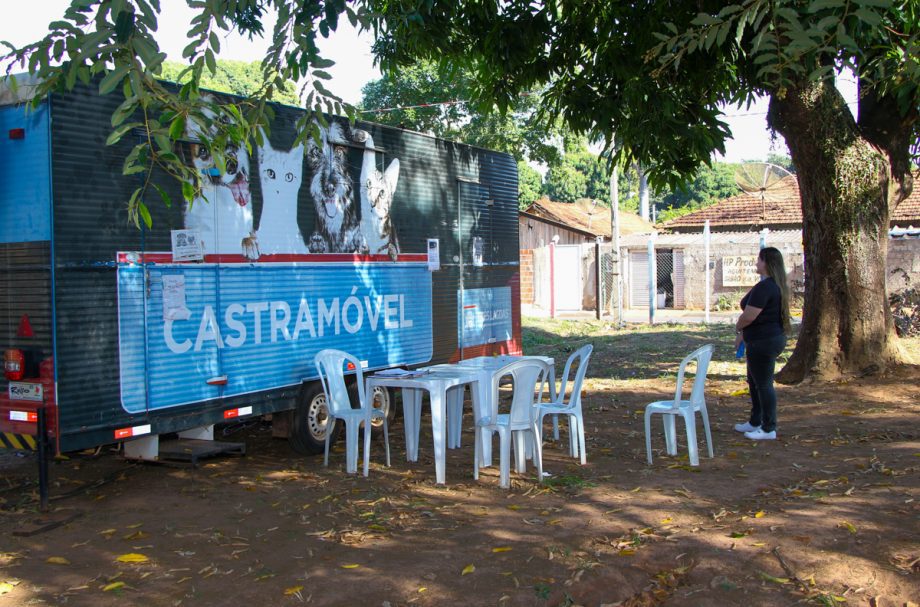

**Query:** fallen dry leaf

left=284, top=585, right=304, bottom=596
left=461, top=564, right=475, bottom=576
left=116, top=553, right=149, bottom=564
left=46, top=557, right=70, bottom=565
left=102, top=581, right=125, bottom=592
left=837, top=521, right=857, bottom=534
left=757, top=571, right=790, bottom=585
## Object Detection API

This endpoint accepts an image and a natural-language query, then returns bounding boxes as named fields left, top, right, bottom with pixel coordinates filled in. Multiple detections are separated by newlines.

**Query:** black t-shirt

left=740, top=277, right=784, bottom=341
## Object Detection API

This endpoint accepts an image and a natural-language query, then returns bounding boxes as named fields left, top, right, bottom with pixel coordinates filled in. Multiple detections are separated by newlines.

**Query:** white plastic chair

left=643, top=344, right=714, bottom=466
left=474, top=359, right=550, bottom=488
left=314, top=349, right=390, bottom=476
left=536, top=344, right=593, bottom=465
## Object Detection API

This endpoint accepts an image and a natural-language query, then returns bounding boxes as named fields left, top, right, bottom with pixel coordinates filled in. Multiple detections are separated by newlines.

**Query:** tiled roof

left=662, top=173, right=920, bottom=230
left=523, top=198, right=654, bottom=237
left=661, top=175, right=801, bottom=229
left=893, top=178, right=920, bottom=226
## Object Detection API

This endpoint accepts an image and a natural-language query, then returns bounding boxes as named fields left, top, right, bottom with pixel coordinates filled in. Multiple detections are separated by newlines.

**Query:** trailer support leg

left=37, top=407, right=49, bottom=512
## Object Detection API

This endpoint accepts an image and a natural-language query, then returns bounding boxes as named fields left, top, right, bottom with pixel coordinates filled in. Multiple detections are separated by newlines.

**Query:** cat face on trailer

left=259, top=143, right=303, bottom=200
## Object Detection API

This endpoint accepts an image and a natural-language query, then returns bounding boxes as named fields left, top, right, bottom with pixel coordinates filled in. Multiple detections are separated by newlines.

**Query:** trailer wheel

left=367, top=385, right=395, bottom=438
left=344, top=383, right=395, bottom=438
left=290, top=382, right=339, bottom=455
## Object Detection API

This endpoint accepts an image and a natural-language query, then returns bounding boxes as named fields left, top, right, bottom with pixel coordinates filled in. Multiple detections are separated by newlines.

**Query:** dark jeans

left=745, top=334, right=787, bottom=433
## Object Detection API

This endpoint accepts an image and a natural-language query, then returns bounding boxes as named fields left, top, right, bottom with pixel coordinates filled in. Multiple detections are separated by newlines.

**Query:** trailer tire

left=366, top=385, right=395, bottom=438
left=290, top=382, right=339, bottom=455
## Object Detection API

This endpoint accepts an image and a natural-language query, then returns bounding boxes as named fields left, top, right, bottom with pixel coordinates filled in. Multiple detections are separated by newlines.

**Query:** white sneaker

left=734, top=422, right=759, bottom=433
left=744, top=428, right=776, bottom=440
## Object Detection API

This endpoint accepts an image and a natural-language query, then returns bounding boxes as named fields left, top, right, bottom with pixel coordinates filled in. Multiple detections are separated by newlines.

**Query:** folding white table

left=365, top=367, right=481, bottom=485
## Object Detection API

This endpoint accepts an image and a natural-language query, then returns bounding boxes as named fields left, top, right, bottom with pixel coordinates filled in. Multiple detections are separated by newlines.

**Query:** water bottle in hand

left=735, top=341, right=745, bottom=359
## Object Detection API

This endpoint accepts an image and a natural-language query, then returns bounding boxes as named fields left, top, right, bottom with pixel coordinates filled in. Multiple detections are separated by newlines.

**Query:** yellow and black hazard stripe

left=0, top=432, right=37, bottom=450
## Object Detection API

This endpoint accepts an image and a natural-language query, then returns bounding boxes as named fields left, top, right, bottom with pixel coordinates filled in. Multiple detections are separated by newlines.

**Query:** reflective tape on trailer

left=223, top=406, right=253, bottom=419
left=114, top=424, right=152, bottom=440
left=9, top=410, right=38, bottom=423
left=0, top=432, right=37, bottom=450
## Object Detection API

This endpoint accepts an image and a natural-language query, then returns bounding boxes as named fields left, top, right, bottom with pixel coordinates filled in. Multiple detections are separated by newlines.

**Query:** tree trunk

left=767, top=80, right=908, bottom=382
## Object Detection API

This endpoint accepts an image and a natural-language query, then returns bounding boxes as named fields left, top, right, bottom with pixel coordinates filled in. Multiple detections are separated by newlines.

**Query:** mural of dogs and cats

left=183, top=115, right=401, bottom=260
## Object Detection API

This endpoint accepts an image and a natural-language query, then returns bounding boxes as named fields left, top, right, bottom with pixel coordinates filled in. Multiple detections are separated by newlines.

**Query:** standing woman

left=733, top=247, right=792, bottom=440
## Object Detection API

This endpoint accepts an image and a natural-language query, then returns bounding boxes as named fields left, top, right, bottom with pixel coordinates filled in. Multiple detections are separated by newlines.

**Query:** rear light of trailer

left=4, top=349, right=24, bottom=381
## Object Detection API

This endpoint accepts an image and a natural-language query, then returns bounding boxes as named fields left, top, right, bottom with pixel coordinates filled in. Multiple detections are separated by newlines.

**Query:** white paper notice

left=171, top=229, right=204, bottom=262
left=427, top=238, right=440, bottom=271
left=162, top=274, right=191, bottom=321
left=472, top=236, right=484, bottom=267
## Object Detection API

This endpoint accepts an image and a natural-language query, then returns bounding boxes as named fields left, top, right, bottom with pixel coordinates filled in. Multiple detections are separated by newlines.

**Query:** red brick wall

left=519, top=249, right=534, bottom=305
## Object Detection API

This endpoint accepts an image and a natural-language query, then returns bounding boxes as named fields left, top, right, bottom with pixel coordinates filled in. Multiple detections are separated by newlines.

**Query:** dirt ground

left=1, top=320, right=918, bottom=607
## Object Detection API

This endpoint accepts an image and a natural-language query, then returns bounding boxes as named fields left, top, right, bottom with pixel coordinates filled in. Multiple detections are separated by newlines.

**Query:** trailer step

left=157, top=439, right=246, bottom=466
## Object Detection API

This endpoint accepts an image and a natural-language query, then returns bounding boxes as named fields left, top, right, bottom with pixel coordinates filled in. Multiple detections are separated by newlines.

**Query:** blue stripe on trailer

left=117, top=260, right=433, bottom=413
left=0, top=103, right=51, bottom=243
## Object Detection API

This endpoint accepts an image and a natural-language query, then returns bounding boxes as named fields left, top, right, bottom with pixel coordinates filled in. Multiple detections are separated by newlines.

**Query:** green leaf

left=815, top=15, right=839, bottom=31
left=181, top=180, right=195, bottom=203
left=137, top=200, right=152, bottom=229
left=853, top=8, right=882, bottom=27
left=153, top=134, right=173, bottom=152
left=99, top=66, right=130, bottom=96
left=112, top=97, right=139, bottom=127
left=168, top=115, right=186, bottom=140
left=133, top=36, right=159, bottom=66
left=106, top=122, right=143, bottom=146
left=153, top=183, right=171, bottom=208
left=691, top=12, right=720, bottom=26
left=808, top=0, right=845, bottom=12
left=204, top=49, right=216, bottom=74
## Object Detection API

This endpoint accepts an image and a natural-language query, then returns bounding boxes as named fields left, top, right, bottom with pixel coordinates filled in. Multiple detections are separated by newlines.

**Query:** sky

left=2, top=1, right=860, bottom=163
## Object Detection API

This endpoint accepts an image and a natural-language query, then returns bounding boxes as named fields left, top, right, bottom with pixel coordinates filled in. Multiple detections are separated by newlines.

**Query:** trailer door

left=457, top=179, right=512, bottom=355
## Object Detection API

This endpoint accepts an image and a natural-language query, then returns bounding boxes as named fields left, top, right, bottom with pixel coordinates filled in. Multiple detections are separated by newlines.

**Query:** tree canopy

left=359, top=59, right=561, bottom=165
left=371, top=0, right=919, bottom=380
left=3, top=0, right=918, bottom=380
left=159, top=59, right=300, bottom=106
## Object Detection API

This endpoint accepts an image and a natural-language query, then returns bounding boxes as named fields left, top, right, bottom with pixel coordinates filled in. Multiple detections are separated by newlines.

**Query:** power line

left=360, top=98, right=469, bottom=114
left=358, top=96, right=856, bottom=118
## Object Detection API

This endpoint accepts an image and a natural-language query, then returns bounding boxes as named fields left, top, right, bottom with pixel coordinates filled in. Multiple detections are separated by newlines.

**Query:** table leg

left=446, top=386, right=463, bottom=449
left=401, top=388, right=421, bottom=462
left=430, top=389, right=446, bottom=485
left=475, top=373, right=493, bottom=467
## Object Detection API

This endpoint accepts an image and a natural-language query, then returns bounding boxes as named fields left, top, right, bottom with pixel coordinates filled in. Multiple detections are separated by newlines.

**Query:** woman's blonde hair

left=759, top=246, right=792, bottom=334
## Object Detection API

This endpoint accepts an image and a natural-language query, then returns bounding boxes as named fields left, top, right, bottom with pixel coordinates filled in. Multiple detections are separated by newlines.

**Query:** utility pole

left=609, top=163, right=623, bottom=325
left=638, top=164, right=650, bottom=221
